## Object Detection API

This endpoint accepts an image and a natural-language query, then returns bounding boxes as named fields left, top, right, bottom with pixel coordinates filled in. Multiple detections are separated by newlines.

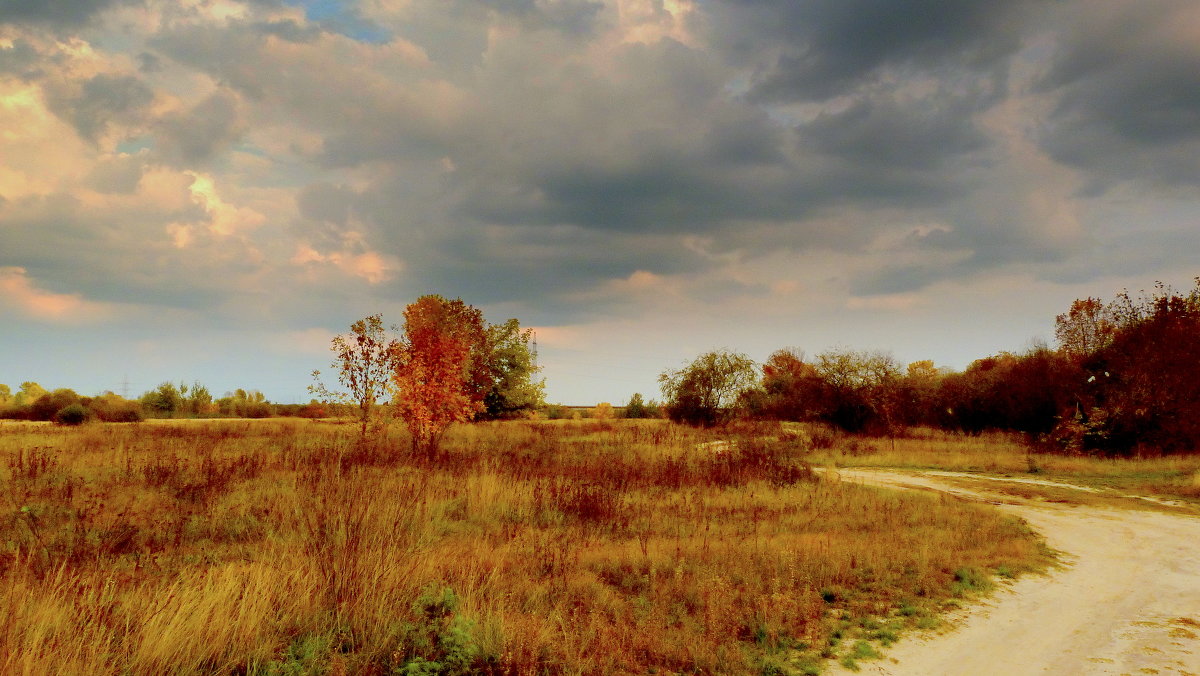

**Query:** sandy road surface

left=827, top=469, right=1200, bottom=676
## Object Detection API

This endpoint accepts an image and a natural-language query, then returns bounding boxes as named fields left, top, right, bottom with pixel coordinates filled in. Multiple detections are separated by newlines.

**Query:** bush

left=54, top=404, right=91, bottom=426
left=0, top=404, right=32, bottom=420
left=88, top=396, right=144, bottom=422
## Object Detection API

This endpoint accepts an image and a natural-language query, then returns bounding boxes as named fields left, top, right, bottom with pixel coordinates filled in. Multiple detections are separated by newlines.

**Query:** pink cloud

left=0, top=267, right=111, bottom=322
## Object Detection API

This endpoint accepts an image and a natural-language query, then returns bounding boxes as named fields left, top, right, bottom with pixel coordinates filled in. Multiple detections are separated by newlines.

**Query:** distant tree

left=809, top=349, right=903, bottom=433
left=592, top=402, right=614, bottom=420
left=936, top=347, right=1079, bottom=439
left=184, top=382, right=214, bottom=416
left=220, top=389, right=273, bottom=418
left=659, top=350, right=757, bottom=427
left=623, top=392, right=648, bottom=419
left=757, top=348, right=822, bottom=421
left=311, top=313, right=399, bottom=441
left=87, top=392, right=143, bottom=422
left=140, top=382, right=182, bottom=417
left=899, top=359, right=946, bottom=427
left=15, top=381, right=47, bottom=407
left=480, top=318, right=545, bottom=420
left=54, top=403, right=90, bottom=426
left=1055, top=297, right=1117, bottom=359
left=0, top=383, right=10, bottom=406
left=393, top=295, right=489, bottom=456
left=1064, top=279, right=1200, bottom=454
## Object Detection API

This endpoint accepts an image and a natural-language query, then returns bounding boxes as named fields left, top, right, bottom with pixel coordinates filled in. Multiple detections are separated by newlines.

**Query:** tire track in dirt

left=826, top=469, right=1200, bottom=676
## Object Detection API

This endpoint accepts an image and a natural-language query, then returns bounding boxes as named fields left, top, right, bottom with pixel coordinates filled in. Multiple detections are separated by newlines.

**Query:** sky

left=1, top=0, right=1198, bottom=406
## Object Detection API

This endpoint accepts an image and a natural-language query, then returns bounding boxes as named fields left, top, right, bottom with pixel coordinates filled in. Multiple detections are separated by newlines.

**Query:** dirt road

left=826, top=469, right=1200, bottom=676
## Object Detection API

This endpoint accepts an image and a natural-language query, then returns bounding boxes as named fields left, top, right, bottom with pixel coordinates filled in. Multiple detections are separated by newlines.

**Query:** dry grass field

left=800, top=424, right=1200, bottom=504
left=0, top=419, right=1050, bottom=675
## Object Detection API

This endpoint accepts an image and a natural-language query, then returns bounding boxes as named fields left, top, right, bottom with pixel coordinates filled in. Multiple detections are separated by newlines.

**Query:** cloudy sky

left=1, top=0, right=1197, bottom=405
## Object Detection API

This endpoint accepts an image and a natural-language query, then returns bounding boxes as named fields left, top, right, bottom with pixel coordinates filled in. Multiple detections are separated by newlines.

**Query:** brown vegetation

left=0, top=419, right=1048, bottom=674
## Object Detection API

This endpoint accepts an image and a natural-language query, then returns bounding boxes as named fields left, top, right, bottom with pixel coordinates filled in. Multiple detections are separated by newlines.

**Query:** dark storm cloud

left=0, top=38, right=41, bottom=78
left=152, top=18, right=456, bottom=168
left=442, top=37, right=822, bottom=235
left=800, top=93, right=990, bottom=172
left=0, top=191, right=247, bottom=312
left=153, top=89, right=247, bottom=166
left=1034, top=1, right=1200, bottom=189
left=295, top=182, right=357, bottom=229
left=42, top=73, right=155, bottom=142
left=86, top=152, right=146, bottom=194
left=385, top=0, right=604, bottom=74
left=386, top=223, right=704, bottom=321
left=0, top=0, right=125, bottom=28
left=710, top=0, right=1040, bottom=102
left=478, top=0, right=604, bottom=35
left=7, top=0, right=1192, bottom=322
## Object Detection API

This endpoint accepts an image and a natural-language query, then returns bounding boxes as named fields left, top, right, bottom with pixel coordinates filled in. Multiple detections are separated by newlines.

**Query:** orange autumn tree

left=393, top=295, right=490, bottom=456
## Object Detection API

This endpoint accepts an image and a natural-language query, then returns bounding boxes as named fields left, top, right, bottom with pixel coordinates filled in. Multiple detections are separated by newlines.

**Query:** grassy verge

left=798, top=424, right=1200, bottom=505
left=0, top=419, right=1049, bottom=674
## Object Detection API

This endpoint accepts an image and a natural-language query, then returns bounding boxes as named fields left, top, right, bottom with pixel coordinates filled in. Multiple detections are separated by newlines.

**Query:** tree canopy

left=659, top=350, right=757, bottom=427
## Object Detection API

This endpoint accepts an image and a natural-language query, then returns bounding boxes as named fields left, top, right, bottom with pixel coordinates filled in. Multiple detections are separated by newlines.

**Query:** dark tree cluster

left=659, top=279, right=1200, bottom=455
left=0, top=383, right=143, bottom=424
left=940, top=280, right=1200, bottom=455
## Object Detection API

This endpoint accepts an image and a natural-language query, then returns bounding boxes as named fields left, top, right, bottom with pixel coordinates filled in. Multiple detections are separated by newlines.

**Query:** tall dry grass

left=0, top=419, right=1048, bottom=674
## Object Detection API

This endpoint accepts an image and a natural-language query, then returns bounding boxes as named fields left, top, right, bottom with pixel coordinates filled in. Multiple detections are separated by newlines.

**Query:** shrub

left=88, top=395, right=144, bottom=422
left=623, top=393, right=648, bottom=419
left=54, top=403, right=91, bottom=426
left=591, top=402, right=614, bottom=420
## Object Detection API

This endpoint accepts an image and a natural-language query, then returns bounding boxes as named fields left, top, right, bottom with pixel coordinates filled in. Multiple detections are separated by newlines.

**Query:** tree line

left=0, top=381, right=289, bottom=424
left=8, top=279, right=1197, bottom=456
left=658, top=279, right=1200, bottom=456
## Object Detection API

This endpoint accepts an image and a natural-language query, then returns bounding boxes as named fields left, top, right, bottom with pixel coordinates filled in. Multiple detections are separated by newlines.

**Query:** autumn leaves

left=314, top=295, right=542, bottom=455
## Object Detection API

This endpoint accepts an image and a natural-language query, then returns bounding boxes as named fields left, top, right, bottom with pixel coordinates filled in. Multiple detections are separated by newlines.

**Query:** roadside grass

left=0, top=419, right=1050, bottom=674
left=796, top=424, right=1200, bottom=506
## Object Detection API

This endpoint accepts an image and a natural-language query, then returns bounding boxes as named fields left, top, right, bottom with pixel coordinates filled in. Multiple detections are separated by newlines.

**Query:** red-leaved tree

left=393, top=295, right=489, bottom=456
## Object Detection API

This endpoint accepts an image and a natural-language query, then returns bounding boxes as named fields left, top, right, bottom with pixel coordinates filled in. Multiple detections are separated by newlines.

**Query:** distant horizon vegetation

left=5, top=278, right=1199, bottom=456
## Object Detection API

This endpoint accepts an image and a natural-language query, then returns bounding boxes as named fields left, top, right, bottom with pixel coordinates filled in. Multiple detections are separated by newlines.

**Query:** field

left=0, top=419, right=1050, bottom=675
left=800, top=425, right=1200, bottom=504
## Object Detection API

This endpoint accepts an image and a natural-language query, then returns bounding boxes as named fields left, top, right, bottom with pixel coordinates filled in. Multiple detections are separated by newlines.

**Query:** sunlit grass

left=0, top=419, right=1050, bottom=674
left=800, top=424, right=1200, bottom=503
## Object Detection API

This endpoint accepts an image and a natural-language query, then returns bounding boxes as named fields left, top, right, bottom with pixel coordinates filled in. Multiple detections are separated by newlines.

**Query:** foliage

left=53, top=403, right=91, bottom=426
left=1061, top=280, right=1200, bottom=454
left=183, top=382, right=214, bottom=416
left=393, top=585, right=484, bottom=675
left=140, top=382, right=183, bottom=417
left=659, top=350, right=758, bottom=427
left=479, top=318, right=545, bottom=420
left=17, top=381, right=47, bottom=406
left=810, top=349, right=903, bottom=434
left=1055, top=297, right=1117, bottom=358
left=937, top=347, right=1080, bottom=438
left=218, top=389, right=274, bottom=418
left=393, top=296, right=489, bottom=456
left=88, top=393, right=145, bottom=423
left=754, top=348, right=821, bottom=422
left=311, top=313, right=398, bottom=440
left=591, top=402, right=614, bottom=420
left=623, top=392, right=649, bottom=419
